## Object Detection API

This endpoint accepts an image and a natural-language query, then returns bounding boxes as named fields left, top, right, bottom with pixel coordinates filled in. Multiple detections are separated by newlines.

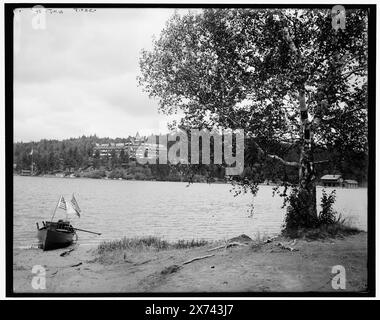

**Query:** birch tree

left=138, top=8, right=368, bottom=226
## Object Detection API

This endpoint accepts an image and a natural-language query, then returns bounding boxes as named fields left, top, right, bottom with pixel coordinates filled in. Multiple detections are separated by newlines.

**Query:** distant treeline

left=13, top=135, right=226, bottom=181
left=15, top=135, right=102, bottom=173
left=13, top=135, right=368, bottom=184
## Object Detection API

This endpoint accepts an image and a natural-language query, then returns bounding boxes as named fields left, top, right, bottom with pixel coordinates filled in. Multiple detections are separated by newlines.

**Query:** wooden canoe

left=37, top=220, right=75, bottom=251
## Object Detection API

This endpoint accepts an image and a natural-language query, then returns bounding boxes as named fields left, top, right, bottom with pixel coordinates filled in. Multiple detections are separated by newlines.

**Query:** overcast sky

left=14, top=8, right=182, bottom=142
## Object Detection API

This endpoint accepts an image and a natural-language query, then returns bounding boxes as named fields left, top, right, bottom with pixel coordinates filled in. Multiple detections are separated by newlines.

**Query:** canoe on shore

left=36, top=195, right=100, bottom=250
left=37, top=220, right=76, bottom=251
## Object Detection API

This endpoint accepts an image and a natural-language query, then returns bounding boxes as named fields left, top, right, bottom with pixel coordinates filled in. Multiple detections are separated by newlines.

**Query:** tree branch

left=313, top=160, right=329, bottom=165
left=267, top=154, right=300, bottom=167
left=252, top=140, right=299, bottom=167
left=342, top=66, right=367, bottom=79
left=324, top=106, right=365, bottom=123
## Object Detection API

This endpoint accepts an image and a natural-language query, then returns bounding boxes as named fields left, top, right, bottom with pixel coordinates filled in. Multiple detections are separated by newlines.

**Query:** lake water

left=13, top=176, right=368, bottom=248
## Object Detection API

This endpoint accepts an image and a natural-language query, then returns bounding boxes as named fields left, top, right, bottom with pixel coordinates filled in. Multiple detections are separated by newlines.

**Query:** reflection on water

left=13, top=176, right=367, bottom=247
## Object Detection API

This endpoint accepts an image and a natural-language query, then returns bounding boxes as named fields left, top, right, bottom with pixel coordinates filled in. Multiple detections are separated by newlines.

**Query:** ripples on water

left=13, top=176, right=367, bottom=248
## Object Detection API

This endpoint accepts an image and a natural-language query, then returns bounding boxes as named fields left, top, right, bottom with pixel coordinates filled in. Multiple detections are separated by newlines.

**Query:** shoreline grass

left=97, top=222, right=364, bottom=256
left=97, top=236, right=210, bottom=254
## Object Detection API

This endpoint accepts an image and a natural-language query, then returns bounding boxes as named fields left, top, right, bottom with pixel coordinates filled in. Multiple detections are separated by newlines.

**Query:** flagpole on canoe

left=50, top=196, right=62, bottom=222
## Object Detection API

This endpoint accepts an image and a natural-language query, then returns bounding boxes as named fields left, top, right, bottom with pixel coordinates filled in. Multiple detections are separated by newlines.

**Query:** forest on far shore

left=13, top=135, right=368, bottom=185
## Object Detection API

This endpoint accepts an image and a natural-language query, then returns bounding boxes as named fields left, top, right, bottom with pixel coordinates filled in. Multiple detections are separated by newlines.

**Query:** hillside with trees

left=13, top=133, right=367, bottom=185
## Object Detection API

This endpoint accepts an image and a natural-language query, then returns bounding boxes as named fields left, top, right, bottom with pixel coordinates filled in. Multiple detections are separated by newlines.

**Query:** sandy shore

left=13, top=233, right=367, bottom=293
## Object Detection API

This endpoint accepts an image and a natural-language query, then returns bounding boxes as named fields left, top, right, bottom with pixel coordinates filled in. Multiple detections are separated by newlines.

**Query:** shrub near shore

left=283, top=189, right=361, bottom=239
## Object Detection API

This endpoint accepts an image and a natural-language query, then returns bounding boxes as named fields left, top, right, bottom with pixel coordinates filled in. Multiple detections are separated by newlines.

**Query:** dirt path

left=13, top=233, right=367, bottom=293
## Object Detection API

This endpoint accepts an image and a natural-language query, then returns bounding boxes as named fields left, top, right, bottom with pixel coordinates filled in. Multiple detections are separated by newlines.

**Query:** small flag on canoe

left=58, top=196, right=67, bottom=210
left=70, top=194, right=81, bottom=217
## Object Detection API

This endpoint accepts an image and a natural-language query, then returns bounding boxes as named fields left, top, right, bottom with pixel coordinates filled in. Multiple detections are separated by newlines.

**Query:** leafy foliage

left=284, top=188, right=319, bottom=230
left=282, top=188, right=359, bottom=238
left=319, top=189, right=337, bottom=225
left=139, top=9, right=367, bottom=152
left=139, top=8, right=369, bottom=219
